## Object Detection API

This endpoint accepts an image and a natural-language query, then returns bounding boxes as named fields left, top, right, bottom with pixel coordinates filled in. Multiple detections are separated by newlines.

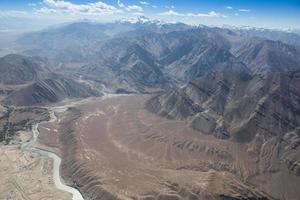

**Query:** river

left=22, top=109, right=85, bottom=200
left=21, top=94, right=125, bottom=200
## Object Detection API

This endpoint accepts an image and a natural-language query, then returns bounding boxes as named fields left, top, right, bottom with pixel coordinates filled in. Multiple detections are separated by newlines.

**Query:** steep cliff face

left=0, top=53, right=102, bottom=106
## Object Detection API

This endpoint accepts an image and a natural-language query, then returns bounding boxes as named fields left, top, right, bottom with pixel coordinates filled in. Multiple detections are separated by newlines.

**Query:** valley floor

left=38, top=95, right=279, bottom=200
left=1, top=94, right=298, bottom=200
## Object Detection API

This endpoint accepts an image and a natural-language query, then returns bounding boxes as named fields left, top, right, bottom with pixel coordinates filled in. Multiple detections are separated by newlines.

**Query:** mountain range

left=0, top=19, right=300, bottom=199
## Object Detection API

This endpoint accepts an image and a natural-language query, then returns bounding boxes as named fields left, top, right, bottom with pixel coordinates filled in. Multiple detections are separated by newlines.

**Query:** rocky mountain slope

left=146, top=52, right=300, bottom=200
left=0, top=54, right=101, bottom=106
left=0, top=54, right=44, bottom=85
left=14, top=21, right=300, bottom=90
left=4, top=73, right=101, bottom=106
left=232, top=38, right=300, bottom=75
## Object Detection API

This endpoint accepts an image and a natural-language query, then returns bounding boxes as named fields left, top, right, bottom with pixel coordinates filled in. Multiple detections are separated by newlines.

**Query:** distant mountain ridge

left=10, top=21, right=300, bottom=104
left=224, top=25, right=300, bottom=46
left=0, top=54, right=101, bottom=106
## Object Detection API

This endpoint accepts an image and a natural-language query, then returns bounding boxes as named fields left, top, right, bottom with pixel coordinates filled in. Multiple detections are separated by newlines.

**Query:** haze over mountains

left=0, top=18, right=300, bottom=200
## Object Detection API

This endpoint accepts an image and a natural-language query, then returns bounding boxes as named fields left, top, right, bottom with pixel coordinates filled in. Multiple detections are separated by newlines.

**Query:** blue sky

left=0, top=0, right=300, bottom=33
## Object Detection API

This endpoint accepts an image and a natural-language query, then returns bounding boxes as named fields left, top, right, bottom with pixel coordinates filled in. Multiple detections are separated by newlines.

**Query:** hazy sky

left=0, top=0, right=300, bottom=33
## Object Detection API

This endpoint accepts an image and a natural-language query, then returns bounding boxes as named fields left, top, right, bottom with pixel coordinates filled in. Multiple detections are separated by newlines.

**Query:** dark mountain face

left=133, top=25, right=300, bottom=199
left=232, top=39, right=300, bottom=75
left=147, top=69, right=300, bottom=142
left=0, top=54, right=43, bottom=85
left=76, top=28, right=245, bottom=90
left=4, top=73, right=101, bottom=106
left=146, top=69, right=300, bottom=199
left=94, top=39, right=168, bottom=92
left=92, top=26, right=300, bottom=86
left=0, top=54, right=101, bottom=106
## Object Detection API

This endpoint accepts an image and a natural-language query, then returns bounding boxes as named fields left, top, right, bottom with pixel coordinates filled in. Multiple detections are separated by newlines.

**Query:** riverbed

left=22, top=109, right=85, bottom=200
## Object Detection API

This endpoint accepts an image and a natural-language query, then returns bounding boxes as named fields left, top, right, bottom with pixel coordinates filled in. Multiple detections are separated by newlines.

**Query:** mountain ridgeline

left=0, top=54, right=102, bottom=106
